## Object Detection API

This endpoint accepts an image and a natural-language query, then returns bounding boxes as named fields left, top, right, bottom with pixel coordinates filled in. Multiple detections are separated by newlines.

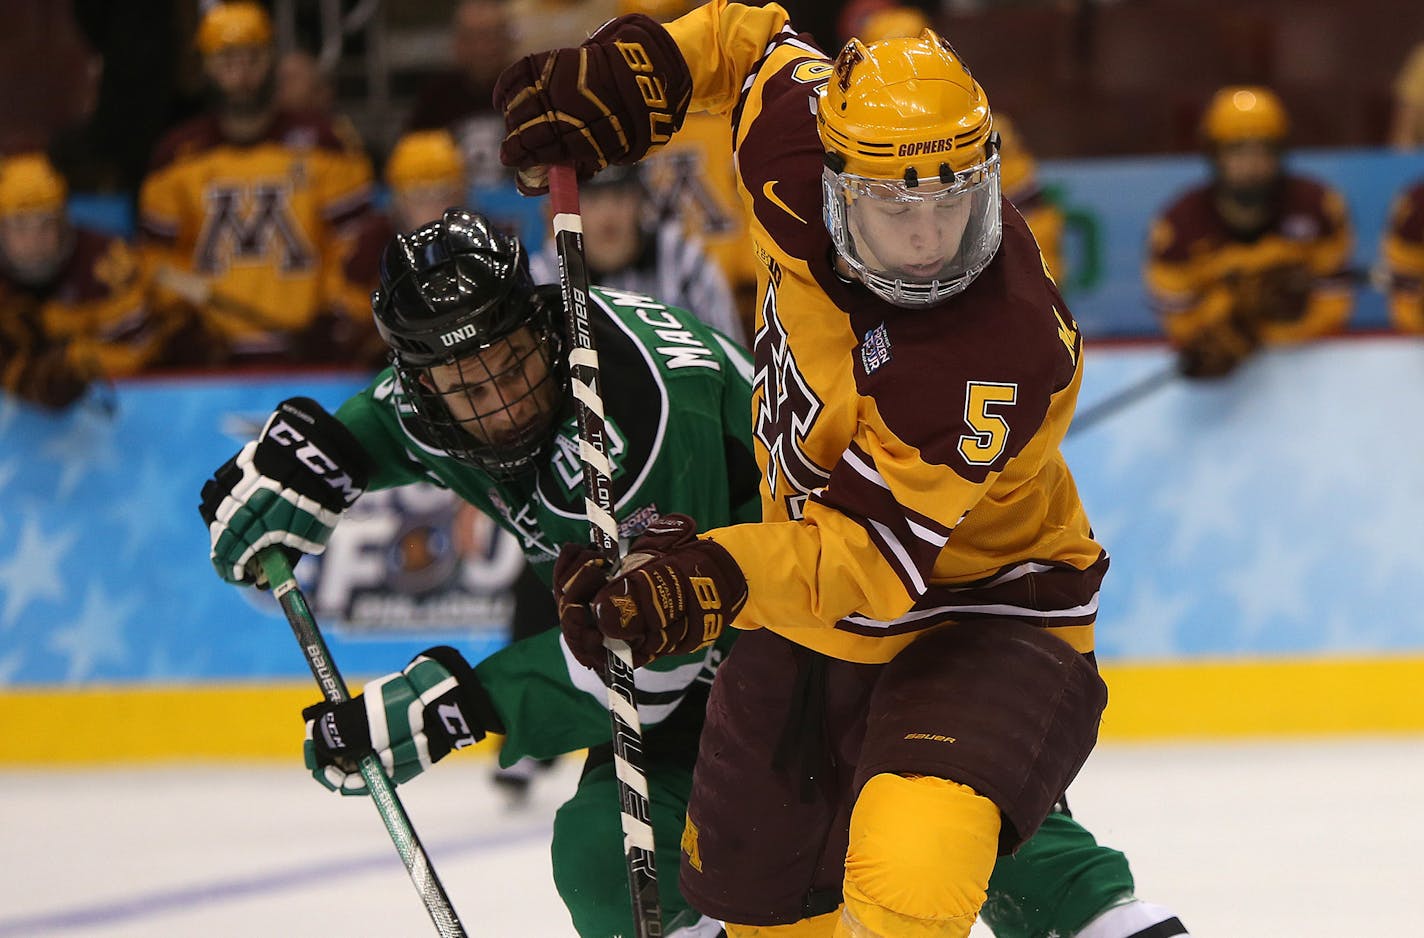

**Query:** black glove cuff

left=303, top=698, right=374, bottom=767
left=418, top=645, right=507, bottom=736
left=270, top=397, right=373, bottom=488
left=255, top=397, right=372, bottom=512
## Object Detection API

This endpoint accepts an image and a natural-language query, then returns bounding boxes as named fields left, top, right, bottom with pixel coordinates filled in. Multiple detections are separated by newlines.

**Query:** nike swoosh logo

left=762, top=180, right=808, bottom=225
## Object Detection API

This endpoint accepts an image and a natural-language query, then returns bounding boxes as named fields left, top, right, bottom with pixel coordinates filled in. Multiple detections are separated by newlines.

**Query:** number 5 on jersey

left=958, top=381, right=1018, bottom=465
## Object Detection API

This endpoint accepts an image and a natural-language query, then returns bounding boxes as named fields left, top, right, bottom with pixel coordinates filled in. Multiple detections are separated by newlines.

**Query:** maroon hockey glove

left=554, top=543, right=612, bottom=672
left=15, top=346, right=92, bottom=410
left=1176, top=317, right=1257, bottom=379
left=494, top=14, right=692, bottom=195
left=555, top=514, right=748, bottom=670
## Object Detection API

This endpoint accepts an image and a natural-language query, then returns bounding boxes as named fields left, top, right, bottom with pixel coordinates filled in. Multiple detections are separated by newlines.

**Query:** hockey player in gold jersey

left=137, top=1, right=375, bottom=366
left=842, top=6, right=1069, bottom=281
left=496, top=3, right=1187, bottom=937
left=0, top=153, right=160, bottom=408
left=1145, top=86, right=1355, bottom=378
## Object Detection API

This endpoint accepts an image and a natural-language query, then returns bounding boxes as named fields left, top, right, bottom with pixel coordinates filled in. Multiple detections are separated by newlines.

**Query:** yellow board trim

left=2, top=656, right=1422, bottom=763
left=1097, top=656, right=1424, bottom=740
left=0, top=681, right=503, bottom=765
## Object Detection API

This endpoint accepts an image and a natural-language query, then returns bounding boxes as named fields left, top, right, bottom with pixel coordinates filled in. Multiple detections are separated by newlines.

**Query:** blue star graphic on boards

left=0, top=458, right=17, bottom=499
left=1220, top=527, right=1318, bottom=648
left=1102, top=574, right=1197, bottom=659
left=0, top=648, right=22, bottom=684
left=0, top=395, right=18, bottom=436
left=0, top=514, right=78, bottom=629
left=47, top=579, right=140, bottom=682
left=1078, top=392, right=1183, bottom=483
left=1151, top=451, right=1254, bottom=564
left=107, top=453, right=194, bottom=563
left=39, top=407, right=122, bottom=500
left=1346, top=468, right=1418, bottom=593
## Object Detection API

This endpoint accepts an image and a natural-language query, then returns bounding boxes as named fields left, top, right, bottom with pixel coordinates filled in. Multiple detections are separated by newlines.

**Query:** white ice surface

left=2, top=737, right=1420, bottom=937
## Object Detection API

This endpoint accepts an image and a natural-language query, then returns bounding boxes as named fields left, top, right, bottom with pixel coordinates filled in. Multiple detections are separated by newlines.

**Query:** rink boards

left=2, top=337, right=1422, bottom=760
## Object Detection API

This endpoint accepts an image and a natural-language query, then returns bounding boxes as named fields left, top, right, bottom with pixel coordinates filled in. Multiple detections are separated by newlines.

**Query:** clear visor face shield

left=823, top=153, right=1003, bottom=308
left=400, top=324, right=567, bottom=478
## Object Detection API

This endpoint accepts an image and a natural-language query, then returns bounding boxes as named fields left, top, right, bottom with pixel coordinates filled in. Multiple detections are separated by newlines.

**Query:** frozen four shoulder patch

left=860, top=322, right=892, bottom=374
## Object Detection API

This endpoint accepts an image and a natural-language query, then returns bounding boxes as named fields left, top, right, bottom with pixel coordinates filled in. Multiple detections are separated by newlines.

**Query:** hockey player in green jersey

left=200, top=210, right=1181, bottom=938
left=201, top=210, right=749, bottom=937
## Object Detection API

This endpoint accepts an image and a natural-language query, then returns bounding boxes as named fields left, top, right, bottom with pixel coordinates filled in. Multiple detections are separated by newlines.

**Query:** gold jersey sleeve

left=138, top=112, right=374, bottom=356
left=664, top=2, right=1104, bottom=663
left=1381, top=180, right=1424, bottom=333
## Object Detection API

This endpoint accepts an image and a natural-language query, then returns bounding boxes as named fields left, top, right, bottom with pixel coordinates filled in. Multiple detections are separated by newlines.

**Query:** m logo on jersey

left=753, top=281, right=830, bottom=519
left=195, top=182, right=313, bottom=274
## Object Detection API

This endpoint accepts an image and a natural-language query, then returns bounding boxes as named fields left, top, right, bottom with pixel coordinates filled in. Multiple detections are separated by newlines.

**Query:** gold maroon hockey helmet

left=385, top=130, right=466, bottom=190
left=0, top=153, right=72, bottom=284
left=0, top=153, right=67, bottom=217
left=818, top=31, right=1002, bottom=307
left=1201, top=86, right=1289, bottom=146
left=196, top=3, right=274, bottom=55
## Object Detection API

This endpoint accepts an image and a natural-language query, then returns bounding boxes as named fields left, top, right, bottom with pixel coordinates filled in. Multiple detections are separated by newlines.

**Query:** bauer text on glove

left=493, top=13, right=692, bottom=195
left=554, top=514, right=747, bottom=669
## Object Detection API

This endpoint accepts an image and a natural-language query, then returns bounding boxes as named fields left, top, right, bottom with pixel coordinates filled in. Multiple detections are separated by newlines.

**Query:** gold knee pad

left=837, top=773, right=1000, bottom=938
left=726, top=909, right=841, bottom=937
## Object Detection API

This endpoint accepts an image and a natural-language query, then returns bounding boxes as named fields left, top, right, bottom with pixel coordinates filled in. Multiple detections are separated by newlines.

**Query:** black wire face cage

left=397, top=320, right=569, bottom=479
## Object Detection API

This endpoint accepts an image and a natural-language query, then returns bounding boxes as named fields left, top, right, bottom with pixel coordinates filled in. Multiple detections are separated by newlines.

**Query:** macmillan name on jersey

left=600, top=288, right=721, bottom=371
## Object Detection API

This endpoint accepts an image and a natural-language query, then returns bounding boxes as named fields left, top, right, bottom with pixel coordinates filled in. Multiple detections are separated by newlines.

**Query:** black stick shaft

left=258, top=549, right=468, bottom=938
left=549, top=164, right=663, bottom=938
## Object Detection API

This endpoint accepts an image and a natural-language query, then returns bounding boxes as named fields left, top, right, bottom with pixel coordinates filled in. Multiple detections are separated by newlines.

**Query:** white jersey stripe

left=844, top=591, right=1101, bottom=629
left=867, top=517, right=927, bottom=596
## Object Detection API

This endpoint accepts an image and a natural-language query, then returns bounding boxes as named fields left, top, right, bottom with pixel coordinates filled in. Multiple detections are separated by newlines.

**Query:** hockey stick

left=256, top=548, right=469, bottom=938
left=1067, top=265, right=1375, bottom=438
left=1066, top=362, right=1178, bottom=438
left=548, top=164, right=663, bottom=938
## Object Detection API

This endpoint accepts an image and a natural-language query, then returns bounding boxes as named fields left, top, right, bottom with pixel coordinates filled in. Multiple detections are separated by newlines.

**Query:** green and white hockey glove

left=303, top=646, right=504, bottom=796
left=199, top=397, right=370, bottom=586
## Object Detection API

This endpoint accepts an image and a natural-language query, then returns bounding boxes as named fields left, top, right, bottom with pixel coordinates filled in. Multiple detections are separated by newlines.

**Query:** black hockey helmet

left=372, top=208, right=567, bottom=477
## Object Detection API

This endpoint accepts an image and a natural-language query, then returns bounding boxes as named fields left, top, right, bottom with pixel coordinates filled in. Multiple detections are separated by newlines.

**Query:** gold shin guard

left=725, top=909, right=842, bottom=937
left=836, top=773, right=1001, bottom=938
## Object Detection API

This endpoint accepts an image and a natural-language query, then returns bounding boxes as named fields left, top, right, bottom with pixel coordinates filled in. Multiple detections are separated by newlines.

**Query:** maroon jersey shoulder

left=734, top=46, right=832, bottom=265
left=57, top=228, right=133, bottom=304
left=270, top=110, right=361, bottom=155
left=147, top=115, right=225, bottom=173
left=1278, top=174, right=1331, bottom=212
left=1154, top=184, right=1217, bottom=262
left=849, top=203, right=1078, bottom=480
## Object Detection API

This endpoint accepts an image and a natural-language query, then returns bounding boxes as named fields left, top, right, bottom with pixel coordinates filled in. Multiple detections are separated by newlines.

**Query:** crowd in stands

left=2, top=0, right=1423, bottom=412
